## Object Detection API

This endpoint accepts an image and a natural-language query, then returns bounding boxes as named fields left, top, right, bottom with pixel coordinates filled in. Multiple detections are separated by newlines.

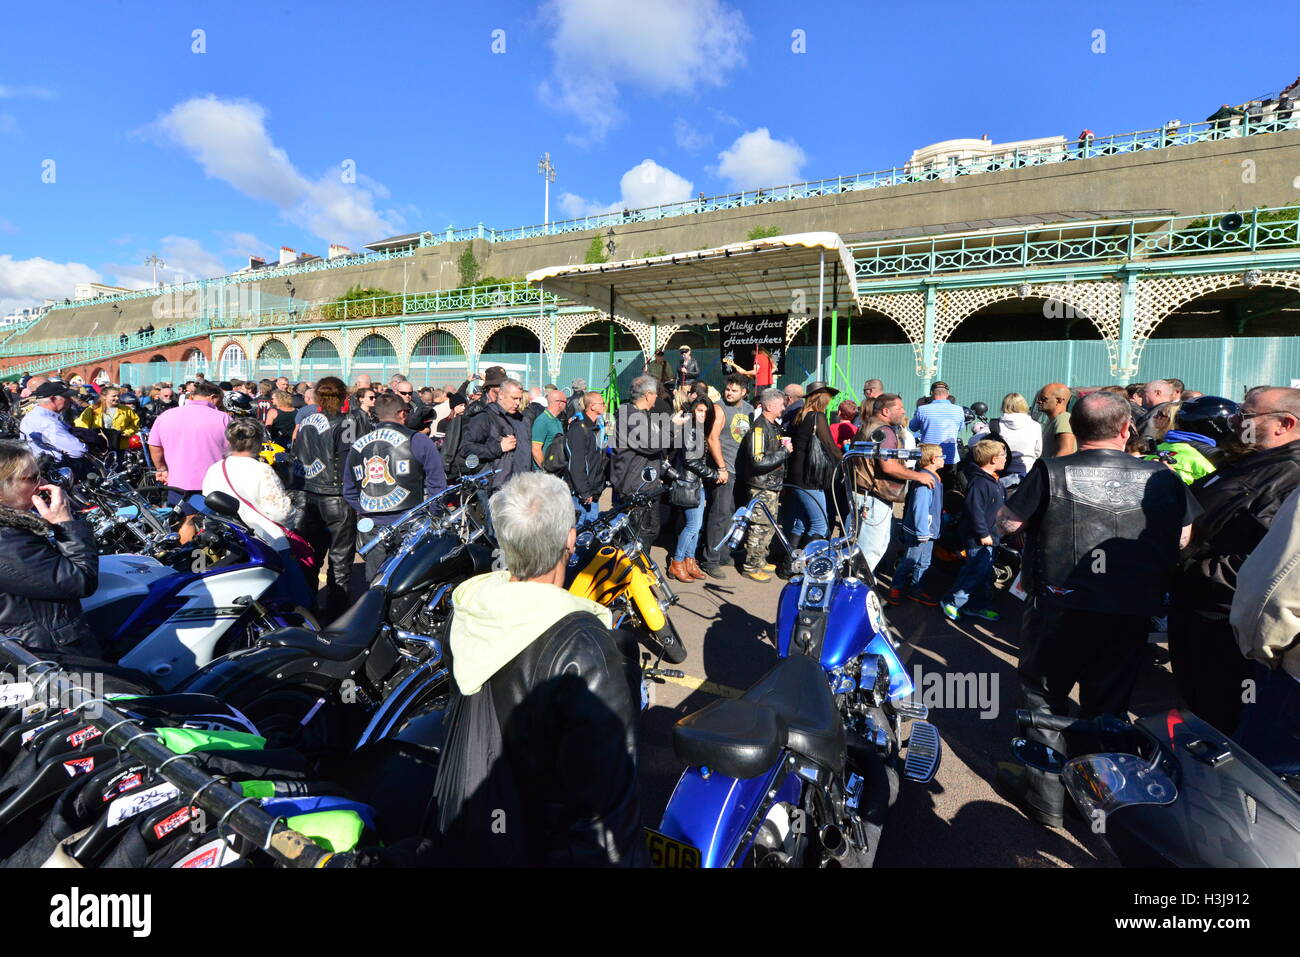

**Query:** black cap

left=447, top=393, right=467, bottom=411
left=31, top=382, right=74, bottom=399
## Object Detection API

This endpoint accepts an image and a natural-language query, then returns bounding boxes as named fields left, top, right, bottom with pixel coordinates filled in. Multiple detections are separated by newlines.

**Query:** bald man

left=1035, top=383, right=1076, bottom=457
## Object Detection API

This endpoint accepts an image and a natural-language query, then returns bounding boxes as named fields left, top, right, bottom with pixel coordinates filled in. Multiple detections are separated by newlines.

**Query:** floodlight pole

left=538, top=153, right=557, bottom=234
left=815, top=251, right=825, bottom=381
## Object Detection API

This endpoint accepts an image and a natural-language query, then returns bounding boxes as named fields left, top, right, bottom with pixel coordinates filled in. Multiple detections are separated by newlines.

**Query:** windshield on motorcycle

left=1062, top=753, right=1178, bottom=820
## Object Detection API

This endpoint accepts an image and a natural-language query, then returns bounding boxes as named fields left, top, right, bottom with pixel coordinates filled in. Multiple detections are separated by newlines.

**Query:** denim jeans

left=573, top=495, right=600, bottom=525
left=893, top=539, right=934, bottom=594
left=674, top=485, right=706, bottom=562
left=945, top=544, right=994, bottom=612
left=855, top=492, right=894, bottom=577
left=784, top=486, right=827, bottom=539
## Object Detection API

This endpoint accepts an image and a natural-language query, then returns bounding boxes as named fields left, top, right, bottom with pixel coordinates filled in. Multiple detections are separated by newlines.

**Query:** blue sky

left=2, top=0, right=1298, bottom=313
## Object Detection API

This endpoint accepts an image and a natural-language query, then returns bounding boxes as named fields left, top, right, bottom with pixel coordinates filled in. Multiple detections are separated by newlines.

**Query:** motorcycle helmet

left=127, top=433, right=143, bottom=451
left=1172, top=395, right=1238, bottom=444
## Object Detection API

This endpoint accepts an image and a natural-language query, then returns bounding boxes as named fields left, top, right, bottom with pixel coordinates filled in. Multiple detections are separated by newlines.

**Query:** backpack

left=541, top=429, right=569, bottom=475
left=431, top=680, right=529, bottom=867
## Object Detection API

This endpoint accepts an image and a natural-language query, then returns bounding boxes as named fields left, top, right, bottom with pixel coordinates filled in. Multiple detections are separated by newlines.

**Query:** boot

left=668, top=559, right=694, bottom=584
left=775, top=534, right=804, bottom=580
left=684, top=557, right=709, bottom=580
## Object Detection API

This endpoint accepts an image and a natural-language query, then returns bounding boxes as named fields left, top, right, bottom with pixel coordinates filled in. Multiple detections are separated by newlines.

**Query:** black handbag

left=669, top=471, right=702, bottom=508
left=805, top=418, right=836, bottom=488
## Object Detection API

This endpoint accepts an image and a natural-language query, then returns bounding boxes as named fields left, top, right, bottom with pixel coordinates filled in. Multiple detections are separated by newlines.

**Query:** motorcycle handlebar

left=1015, top=709, right=1131, bottom=736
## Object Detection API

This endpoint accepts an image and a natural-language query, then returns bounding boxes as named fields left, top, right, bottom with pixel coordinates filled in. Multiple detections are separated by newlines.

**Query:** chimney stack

left=279, top=247, right=296, bottom=266
left=328, top=244, right=352, bottom=260
left=248, top=255, right=266, bottom=270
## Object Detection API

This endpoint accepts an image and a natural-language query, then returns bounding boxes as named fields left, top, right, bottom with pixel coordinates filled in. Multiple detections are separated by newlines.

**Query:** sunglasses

left=397, top=389, right=413, bottom=396
left=1229, top=409, right=1293, bottom=426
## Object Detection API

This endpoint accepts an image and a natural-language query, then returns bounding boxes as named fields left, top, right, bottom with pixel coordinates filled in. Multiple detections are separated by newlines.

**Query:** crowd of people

left=1, top=347, right=1298, bottom=862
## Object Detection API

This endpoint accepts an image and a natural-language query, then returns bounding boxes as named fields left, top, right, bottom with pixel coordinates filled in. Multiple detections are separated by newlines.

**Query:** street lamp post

left=144, top=253, right=166, bottom=288
left=538, top=153, right=557, bottom=233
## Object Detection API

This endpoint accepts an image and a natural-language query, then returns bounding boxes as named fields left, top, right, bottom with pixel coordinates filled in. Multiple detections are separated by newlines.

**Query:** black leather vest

left=348, top=422, right=424, bottom=515
left=293, top=409, right=365, bottom=496
left=1026, top=448, right=1183, bottom=615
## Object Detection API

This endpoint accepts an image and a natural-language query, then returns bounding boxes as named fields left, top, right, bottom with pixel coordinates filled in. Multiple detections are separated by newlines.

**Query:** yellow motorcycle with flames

left=565, top=485, right=687, bottom=668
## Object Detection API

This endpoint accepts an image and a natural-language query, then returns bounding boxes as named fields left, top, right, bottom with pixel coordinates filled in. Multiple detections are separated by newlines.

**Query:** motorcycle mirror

left=869, top=428, right=888, bottom=443
left=1011, top=737, right=1067, bottom=774
left=640, top=466, right=658, bottom=483
left=356, top=517, right=375, bottom=534
left=464, top=454, right=480, bottom=472
left=971, top=401, right=988, bottom=417
left=203, top=490, right=242, bottom=518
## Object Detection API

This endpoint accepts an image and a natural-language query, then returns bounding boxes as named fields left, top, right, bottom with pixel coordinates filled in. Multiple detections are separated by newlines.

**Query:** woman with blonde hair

left=987, top=391, right=1043, bottom=477
left=74, top=385, right=141, bottom=451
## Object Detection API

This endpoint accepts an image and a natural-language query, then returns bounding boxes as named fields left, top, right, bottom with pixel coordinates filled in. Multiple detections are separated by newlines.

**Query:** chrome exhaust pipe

left=818, top=824, right=848, bottom=867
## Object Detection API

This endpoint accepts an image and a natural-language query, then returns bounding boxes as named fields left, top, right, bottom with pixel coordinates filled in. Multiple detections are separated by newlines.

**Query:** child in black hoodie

left=941, top=439, right=1007, bottom=622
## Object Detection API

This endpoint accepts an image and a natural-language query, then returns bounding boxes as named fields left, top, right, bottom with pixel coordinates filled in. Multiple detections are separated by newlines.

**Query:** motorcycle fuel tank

left=776, top=579, right=912, bottom=697
left=387, top=536, right=492, bottom=599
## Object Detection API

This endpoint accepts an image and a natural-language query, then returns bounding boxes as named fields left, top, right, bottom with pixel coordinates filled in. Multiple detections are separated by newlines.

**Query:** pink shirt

left=147, top=401, right=231, bottom=491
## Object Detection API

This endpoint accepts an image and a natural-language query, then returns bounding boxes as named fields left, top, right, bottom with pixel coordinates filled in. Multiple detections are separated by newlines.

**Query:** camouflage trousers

left=743, top=487, right=781, bottom=572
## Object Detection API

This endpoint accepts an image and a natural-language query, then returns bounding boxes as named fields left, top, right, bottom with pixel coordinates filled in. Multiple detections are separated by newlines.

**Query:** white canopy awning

left=526, top=232, right=860, bottom=327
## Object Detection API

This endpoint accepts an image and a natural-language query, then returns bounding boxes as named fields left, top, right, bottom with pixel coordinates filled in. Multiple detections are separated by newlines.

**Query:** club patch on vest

left=1062, top=467, right=1146, bottom=509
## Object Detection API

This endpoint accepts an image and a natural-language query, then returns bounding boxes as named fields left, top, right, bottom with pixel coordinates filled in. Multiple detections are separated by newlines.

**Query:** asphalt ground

left=336, top=497, right=1181, bottom=868
left=633, top=527, right=1183, bottom=869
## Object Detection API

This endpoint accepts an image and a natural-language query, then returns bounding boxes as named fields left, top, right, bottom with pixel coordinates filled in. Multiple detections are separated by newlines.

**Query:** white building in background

left=906, top=134, right=1069, bottom=175
left=0, top=303, right=54, bottom=327
left=73, top=281, right=133, bottom=301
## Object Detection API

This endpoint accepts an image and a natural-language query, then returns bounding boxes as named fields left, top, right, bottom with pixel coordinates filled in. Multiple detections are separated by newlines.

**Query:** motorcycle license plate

left=644, top=828, right=701, bottom=868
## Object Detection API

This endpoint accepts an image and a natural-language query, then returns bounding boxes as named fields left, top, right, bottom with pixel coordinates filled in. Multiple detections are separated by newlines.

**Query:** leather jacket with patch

left=292, top=408, right=371, bottom=496
left=346, top=422, right=424, bottom=516
left=1025, top=449, right=1186, bottom=615
left=746, top=414, right=788, bottom=491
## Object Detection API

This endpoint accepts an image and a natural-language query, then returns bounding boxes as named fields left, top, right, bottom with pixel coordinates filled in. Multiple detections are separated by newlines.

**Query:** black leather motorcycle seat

left=264, top=589, right=386, bottom=661
left=741, top=655, right=846, bottom=773
left=672, top=699, right=787, bottom=780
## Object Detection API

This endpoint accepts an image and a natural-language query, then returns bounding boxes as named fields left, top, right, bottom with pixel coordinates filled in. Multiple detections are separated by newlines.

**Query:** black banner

left=719, top=314, right=787, bottom=377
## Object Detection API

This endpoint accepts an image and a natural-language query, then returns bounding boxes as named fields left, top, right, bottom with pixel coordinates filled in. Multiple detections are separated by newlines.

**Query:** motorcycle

left=649, top=440, right=942, bottom=867
left=178, top=463, right=500, bottom=753
left=1011, top=708, right=1300, bottom=867
left=79, top=490, right=314, bottom=691
left=568, top=473, right=687, bottom=667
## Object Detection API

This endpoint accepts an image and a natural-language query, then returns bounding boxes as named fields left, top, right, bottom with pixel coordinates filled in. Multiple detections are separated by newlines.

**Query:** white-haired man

left=435, top=473, right=645, bottom=867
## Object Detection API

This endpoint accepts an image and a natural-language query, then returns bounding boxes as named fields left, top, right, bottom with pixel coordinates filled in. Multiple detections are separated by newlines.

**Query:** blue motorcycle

left=650, top=440, right=942, bottom=868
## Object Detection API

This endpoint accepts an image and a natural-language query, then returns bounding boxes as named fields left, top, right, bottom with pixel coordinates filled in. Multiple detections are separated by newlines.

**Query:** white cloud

left=714, top=128, right=808, bottom=189
left=222, top=231, right=267, bottom=259
left=0, top=255, right=100, bottom=316
left=0, top=85, right=55, bottom=100
left=105, top=236, right=231, bottom=289
left=559, top=159, right=694, bottom=218
left=540, top=0, right=749, bottom=142
left=151, top=95, right=405, bottom=246
left=674, top=118, right=710, bottom=152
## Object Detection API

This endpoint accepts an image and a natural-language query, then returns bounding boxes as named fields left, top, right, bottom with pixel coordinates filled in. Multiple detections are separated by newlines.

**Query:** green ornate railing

left=214, top=281, right=556, bottom=330
left=851, top=205, right=1300, bottom=280
left=0, top=317, right=213, bottom=364
left=24, top=109, right=1300, bottom=329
